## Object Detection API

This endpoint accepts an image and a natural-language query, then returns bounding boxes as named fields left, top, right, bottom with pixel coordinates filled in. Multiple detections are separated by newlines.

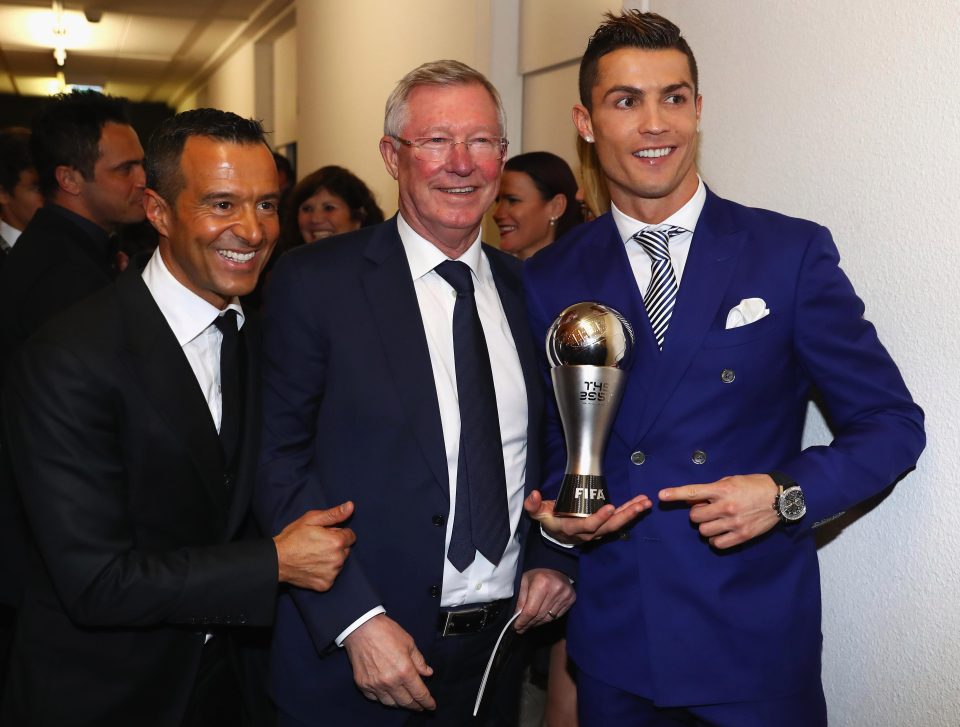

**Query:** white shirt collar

left=396, top=213, right=485, bottom=281
left=611, top=176, right=707, bottom=244
left=0, top=219, right=22, bottom=248
left=141, top=248, right=244, bottom=347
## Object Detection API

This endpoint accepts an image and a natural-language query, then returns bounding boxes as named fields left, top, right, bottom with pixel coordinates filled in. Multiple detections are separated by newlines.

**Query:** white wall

left=651, top=1, right=959, bottom=724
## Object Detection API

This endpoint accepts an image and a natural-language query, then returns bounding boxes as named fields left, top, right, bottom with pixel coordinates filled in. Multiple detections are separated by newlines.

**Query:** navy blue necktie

left=213, top=310, right=241, bottom=468
left=434, top=260, right=510, bottom=571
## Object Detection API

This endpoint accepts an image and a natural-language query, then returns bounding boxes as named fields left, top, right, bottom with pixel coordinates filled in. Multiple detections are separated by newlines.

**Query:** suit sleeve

left=255, top=254, right=381, bottom=653
left=777, top=226, right=925, bottom=530
left=2, top=339, right=278, bottom=628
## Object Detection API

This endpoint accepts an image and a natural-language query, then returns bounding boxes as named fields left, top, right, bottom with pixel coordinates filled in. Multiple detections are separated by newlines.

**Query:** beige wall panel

left=203, top=41, right=256, bottom=118
left=296, top=0, right=491, bottom=216
left=272, top=25, right=298, bottom=147
left=520, top=60, right=580, bottom=170
left=520, top=0, right=621, bottom=73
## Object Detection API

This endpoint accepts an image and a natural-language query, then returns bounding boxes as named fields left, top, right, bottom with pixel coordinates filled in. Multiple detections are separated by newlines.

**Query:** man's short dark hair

left=146, top=108, right=268, bottom=205
left=579, top=11, right=699, bottom=111
left=0, top=127, right=34, bottom=194
left=30, top=90, right=132, bottom=198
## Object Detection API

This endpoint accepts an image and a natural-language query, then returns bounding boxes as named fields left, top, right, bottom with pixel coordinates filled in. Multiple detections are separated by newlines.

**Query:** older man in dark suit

left=2, top=109, right=356, bottom=727
left=256, top=60, right=576, bottom=726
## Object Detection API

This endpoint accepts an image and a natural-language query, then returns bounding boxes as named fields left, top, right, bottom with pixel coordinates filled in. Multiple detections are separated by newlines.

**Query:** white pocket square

left=725, top=298, right=770, bottom=329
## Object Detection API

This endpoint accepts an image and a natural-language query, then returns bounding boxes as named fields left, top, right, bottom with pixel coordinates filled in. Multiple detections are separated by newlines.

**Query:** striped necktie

left=633, top=226, right=685, bottom=350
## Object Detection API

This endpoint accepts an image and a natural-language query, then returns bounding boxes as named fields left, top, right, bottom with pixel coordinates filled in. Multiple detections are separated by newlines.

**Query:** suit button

left=692, top=450, right=707, bottom=465
left=630, top=451, right=646, bottom=465
left=238, top=613, right=247, bottom=625
left=721, top=368, right=736, bottom=384
left=223, top=474, right=233, bottom=489
left=429, top=585, right=441, bottom=598
left=432, top=514, right=445, bottom=526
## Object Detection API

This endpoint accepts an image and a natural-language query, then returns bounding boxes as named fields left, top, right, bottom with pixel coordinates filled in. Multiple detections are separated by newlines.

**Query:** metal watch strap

left=768, top=470, right=796, bottom=522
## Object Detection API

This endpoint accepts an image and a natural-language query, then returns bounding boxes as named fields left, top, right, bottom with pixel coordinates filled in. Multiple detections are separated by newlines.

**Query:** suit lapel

left=579, top=216, right=660, bottom=449
left=361, top=220, right=449, bottom=495
left=631, top=190, right=746, bottom=443
left=116, top=266, right=228, bottom=518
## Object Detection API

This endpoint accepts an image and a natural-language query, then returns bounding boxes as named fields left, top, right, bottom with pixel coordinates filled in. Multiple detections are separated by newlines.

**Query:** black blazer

left=255, top=218, right=575, bottom=725
left=1, top=262, right=278, bottom=727
left=0, top=206, right=116, bottom=609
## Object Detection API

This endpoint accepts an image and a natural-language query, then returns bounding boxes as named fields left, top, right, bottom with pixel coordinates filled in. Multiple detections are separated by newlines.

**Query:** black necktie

left=212, top=310, right=241, bottom=467
left=434, top=260, right=510, bottom=571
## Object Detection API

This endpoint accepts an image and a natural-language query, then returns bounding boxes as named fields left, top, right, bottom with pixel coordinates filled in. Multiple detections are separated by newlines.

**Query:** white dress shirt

left=335, top=215, right=529, bottom=645
left=141, top=249, right=244, bottom=433
left=612, top=176, right=707, bottom=291
left=0, top=219, right=22, bottom=251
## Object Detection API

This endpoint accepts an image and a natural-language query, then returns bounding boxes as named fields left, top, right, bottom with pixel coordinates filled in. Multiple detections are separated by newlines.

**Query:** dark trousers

left=404, top=604, right=518, bottom=727
left=577, top=669, right=827, bottom=727
left=182, top=632, right=277, bottom=727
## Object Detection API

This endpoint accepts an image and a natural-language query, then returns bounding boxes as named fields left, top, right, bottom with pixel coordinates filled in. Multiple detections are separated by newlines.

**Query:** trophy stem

left=555, top=474, right=609, bottom=517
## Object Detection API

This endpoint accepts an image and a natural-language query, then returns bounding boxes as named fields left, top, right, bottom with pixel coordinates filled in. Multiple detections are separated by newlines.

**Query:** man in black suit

left=0, top=95, right=148, bottom=670
left=0, top=126, right=42, bottom=688
left=256, top=60, right=576, bottom=726
left=0, top=128, right=42, bottom=265
left=2, top=108, right=356, bottom=727
left=0, top=90, right=147, bottom=362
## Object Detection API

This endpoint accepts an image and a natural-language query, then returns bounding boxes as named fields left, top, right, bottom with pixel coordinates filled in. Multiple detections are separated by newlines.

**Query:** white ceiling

left=0, top=0, right=292, bottom=105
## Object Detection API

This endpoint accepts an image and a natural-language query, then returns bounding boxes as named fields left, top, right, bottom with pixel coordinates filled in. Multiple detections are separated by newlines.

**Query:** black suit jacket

left=1, top=262, right=278, bottom=727
left=255, top=218, right=575, bottom=725
left=0, top=206, right=117, bottom=610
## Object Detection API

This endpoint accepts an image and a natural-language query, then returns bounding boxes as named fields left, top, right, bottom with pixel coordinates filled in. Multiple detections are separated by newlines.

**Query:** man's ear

left=54, top=166, right=83, bottom=196
left=143, top=188, right=171, bottom=239
left=379, top=136, right=400, bottom=180
left=572, top=105, right=595, bottom=143
left=0, top=186, right=11, bottom=206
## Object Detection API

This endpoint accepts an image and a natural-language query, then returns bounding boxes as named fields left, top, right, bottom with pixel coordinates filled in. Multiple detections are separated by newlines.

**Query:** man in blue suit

left=524, top=11, right=925, bottom=726
left=256, top=60, right=576, bottom=726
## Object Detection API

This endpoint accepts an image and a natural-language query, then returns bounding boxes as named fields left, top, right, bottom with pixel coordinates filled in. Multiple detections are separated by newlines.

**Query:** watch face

left=782, top=487, right=806, bottom=521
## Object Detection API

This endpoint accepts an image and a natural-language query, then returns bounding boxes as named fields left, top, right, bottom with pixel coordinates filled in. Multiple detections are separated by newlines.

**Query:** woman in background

left=493, top=151, right=581, bottom=260
left=280, top=165, right=383, bottom=253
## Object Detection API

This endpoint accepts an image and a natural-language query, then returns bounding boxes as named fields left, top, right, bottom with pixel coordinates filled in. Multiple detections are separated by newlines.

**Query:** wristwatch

left=769, top=470, right=806, bottom=523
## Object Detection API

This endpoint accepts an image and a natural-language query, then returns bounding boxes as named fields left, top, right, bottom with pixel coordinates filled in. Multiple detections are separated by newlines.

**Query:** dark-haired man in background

left=0, top=128, right=42, bottom=268
left=0, top=91, right=146, bottom=697
left=2, top=108, right=356, bottom=727
left=524, top=11, right=925, bottom=726
left=0, top=126, right=42, bottom=689
left=0, top=90, right=146, bottom=360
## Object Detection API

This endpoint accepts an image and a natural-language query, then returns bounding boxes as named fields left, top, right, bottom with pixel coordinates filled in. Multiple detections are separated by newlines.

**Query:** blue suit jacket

left=523, top=188, right=924, bottom=707
left=256, top=218, right=574, bottom=725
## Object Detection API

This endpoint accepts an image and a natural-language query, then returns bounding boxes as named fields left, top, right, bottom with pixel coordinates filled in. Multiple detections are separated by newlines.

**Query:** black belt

left=437, top=599, right=509, bottom=637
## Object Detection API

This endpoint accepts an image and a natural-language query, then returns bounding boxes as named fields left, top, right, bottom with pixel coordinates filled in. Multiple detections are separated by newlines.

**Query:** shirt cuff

left=541, top=524, right=575, bottom=549
left=335, top=606, right=386, bottom=647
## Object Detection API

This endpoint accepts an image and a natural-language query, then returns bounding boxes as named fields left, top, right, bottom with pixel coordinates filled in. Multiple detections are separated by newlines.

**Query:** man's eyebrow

left=602, top=81, right=694, bottom=99
left=199, top=191, right=238, bottom=203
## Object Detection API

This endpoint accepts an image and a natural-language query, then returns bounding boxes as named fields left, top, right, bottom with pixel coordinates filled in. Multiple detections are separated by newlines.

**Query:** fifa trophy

left=546, top=302, right=634, bottom=517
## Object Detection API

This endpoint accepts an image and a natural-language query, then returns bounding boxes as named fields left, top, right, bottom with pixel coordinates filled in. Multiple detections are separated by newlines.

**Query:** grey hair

left=383, top=59, right=507, bottom=143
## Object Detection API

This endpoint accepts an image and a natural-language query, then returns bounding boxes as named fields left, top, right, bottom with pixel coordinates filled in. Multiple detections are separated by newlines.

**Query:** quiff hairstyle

left=579, top=11, right=699, bottom=111
left=146, top=108, right=268, bottom=205
left=383, top=59, right=507, bottom=143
